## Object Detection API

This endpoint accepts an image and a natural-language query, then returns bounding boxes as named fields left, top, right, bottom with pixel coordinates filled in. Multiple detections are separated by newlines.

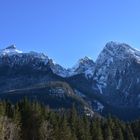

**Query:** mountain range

left=0, top=41, right=140, bottom=120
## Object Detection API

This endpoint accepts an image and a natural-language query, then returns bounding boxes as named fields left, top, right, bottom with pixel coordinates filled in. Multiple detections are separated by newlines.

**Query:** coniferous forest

left=0, top=99, right=140, bottom=140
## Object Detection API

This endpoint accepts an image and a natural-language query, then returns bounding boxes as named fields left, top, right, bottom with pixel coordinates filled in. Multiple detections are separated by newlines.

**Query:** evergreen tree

left=0, top=116, right=21, bottom=140
left=91, top=118, right=104, bottom=140
left=131, top=120, right=140, bottom=139
left=69, top=105, right=78, bottom=140
left=58, top=115, right=73, bottom=140
left=20, top=99, right=43, bottom=140
left=49, top=112, right=60, bottom=140
left=39, top=120, right=54, bottom=140
left=69, top=105, right=77, bottom=133
left=0, top=101, right=6, bottom=116
left=82, top=116, right=92, bottom=140
left=0, top=99, right=140, bottom=140
left=104, top=124, right=113, bottom=140
left=125, top=125, right=135, bottom=140
left=113, top=123, right=124, bottom=140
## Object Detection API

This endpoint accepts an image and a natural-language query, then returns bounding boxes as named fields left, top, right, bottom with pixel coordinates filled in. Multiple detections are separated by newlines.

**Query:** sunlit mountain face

left=1, top=42, right=140, bottom=120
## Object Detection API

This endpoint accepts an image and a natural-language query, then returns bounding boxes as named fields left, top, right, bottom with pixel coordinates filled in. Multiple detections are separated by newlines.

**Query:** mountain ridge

left=0, top=41, right=140, bottom=120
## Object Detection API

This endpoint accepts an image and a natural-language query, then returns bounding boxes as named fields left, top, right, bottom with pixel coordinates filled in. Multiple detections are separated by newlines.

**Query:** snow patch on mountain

left=116, top=78, right=122, bottom=90
left=93, top=100, right=104, bottom=112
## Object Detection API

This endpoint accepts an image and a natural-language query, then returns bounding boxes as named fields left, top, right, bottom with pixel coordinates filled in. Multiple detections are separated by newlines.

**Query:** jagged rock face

left=5, top=45, right=16, bottom=50
left=49, top=56, right=95, bottom=78
left=0, top=46, right=60, bottom=92
left=68, top=56, right=95, bottom=78
left=48, top=59, right=70, bottom=78
left=0, top=46, right=49, bottom=69
left=0, top=45, right=95, bottom=78
left=94, top=42, right=140, bottom=107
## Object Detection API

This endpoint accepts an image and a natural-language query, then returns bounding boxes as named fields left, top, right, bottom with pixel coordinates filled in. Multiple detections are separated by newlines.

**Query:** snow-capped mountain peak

left=72, top=56, right=94, bottom=69
left=73, top=56, right=94, bottom=69
left=0, top=45, right=23, bottom=56
left=105, top=41, right=140, bottom=57
left=6, top=44, right=16, bottom=50
left=96, top=41, right=140, bottom=65
left=79, top=56, right=93, bottom=63
left=67, top=56, right=95, bottom=78
left=94, top=41, right=140, bottom=96
left=105, top=41, right=131, bottom=50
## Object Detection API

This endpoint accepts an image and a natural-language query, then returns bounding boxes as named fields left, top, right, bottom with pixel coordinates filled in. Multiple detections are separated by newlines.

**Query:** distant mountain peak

left=5, top=44, right=17, bottom=50
left=104, top=41, right=140, bottom=57
left=0, top=45, right=23, bottom=55
left=105, top=41, right=133, bottom=53
left=96, top=41, right=140, bottom=65
left=5, top=44, right=16, bottom=50
left=78, top=56, right=93, bottom=65
left=66, top=56, right=95, bottom=78
left=74, top=56, right=94, bottom=69
left=81, top=56, right=92, bottom=61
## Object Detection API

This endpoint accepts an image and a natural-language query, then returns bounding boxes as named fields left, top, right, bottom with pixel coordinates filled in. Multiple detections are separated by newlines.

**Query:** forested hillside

left=0, top=99, right=140, bottom=140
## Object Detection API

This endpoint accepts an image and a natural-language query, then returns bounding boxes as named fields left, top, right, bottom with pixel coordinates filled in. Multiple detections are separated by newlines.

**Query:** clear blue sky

left=0, top=0, right=140, bottom=67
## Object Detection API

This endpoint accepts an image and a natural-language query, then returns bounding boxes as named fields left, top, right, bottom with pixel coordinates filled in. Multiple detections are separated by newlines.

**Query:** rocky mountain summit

left=94, top=42, right=140, bottom=107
